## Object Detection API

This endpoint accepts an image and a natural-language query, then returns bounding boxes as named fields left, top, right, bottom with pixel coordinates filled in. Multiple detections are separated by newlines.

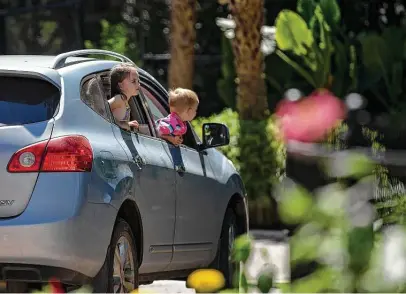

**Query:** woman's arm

left=108, top=97, right=131, bottom=130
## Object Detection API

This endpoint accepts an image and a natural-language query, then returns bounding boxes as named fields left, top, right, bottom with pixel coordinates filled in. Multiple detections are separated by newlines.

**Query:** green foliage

left=85, top=19, right=141, bottom=65
left=274, top=4, right=334, bottom=89
left=278, top=185, right=313, bottom=224
left=231, top=234, right=252, bottom=263
left=359, top=27, right=406, bottom=111
left=192, top=108, right=286, bottom=200
left=273, top=0, right=359, bottom=97
left=193, top=108, right=241, bottom=169
left=256, top=268, right=274, bottom=293
left=297, top=0, right=317, bottom=25
left=209, top=153, right=406, bottom=293
left=275, top=10, right=314, bottom=56
left=238, top=120, right=279, bottom=200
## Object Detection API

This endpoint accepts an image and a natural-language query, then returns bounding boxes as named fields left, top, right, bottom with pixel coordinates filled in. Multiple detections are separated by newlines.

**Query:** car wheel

left=93, top=218, right=139, bottom=293
left=213, top=208, right=238, bottom=288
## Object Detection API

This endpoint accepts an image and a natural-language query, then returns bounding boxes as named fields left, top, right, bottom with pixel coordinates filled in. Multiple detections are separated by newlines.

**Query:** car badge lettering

left=0, top=200, right=15, bottom=206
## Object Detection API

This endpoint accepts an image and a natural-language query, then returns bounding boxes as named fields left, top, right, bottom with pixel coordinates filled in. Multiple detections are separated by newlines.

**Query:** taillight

left=7, top=135, right=93, bottom=173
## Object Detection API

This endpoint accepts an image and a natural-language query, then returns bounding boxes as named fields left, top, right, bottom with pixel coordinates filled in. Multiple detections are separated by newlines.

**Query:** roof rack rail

left=51, top=49, right=134, bottom=69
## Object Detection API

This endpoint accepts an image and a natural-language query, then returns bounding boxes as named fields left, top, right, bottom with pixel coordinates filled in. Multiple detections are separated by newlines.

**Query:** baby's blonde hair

left=169, top=88, right=199, bottom=112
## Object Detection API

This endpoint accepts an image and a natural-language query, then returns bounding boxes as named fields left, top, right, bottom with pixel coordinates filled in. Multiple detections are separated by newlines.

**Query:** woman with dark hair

left=108, top=63, right=140, bottom=131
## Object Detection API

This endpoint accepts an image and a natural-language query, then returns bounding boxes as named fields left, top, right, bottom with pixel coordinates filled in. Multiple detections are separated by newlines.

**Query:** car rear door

left=0, top=71, right=60, bottom=218
left=100, top=71, right=177, bottom=273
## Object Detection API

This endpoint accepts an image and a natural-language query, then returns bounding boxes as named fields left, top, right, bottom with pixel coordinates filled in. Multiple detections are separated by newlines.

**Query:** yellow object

left=187, top=269, right=226, bottom=293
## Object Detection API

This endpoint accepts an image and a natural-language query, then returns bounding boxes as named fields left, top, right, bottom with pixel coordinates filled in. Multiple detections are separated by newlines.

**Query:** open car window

left=139, top=81, right=201, bottom=149
left=94, top=70, right=153, bottom=136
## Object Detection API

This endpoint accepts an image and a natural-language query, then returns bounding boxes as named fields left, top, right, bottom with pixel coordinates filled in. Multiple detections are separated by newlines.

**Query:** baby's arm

left=160, top=134, right=183, bottom=146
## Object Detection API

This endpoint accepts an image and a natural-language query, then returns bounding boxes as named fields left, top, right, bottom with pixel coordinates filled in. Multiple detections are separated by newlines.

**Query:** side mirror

left=200, top=123, right=230, bottom=150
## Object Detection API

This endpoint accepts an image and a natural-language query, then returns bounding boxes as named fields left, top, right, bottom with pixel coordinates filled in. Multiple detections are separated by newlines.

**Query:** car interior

left=94, top=70, right=201, bottom=150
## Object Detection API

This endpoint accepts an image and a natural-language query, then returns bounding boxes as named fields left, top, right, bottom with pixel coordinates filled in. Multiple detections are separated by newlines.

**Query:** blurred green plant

left=85, top=19, right=141, bottom=65
left=362, top=127, right=406, bottom=227
left=358, top=26, right=406, bottom=112
left=189, top=152, right=406, bottom=293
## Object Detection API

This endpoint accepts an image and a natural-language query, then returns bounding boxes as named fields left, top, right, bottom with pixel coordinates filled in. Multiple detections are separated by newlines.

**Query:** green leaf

left=232, top=234, right=252, bottom=263
left=297, top=0, right=317, bottom=24
left=219, top=289, right=239, bottom=293
left=319, top=0, right=341, bottom=29
left=257, top=268, right=274, bottom=293
left=275, top=10, right=314, bottom=56
left=278, top=185, right=313, bottom=224
left=391, top=61, right=403, bottom=99
left=347, top=153, right=375, bottom=178
left=232, top=268, right=249, bottom=292
left=382, top=27, right=405, bottom=64
left=359, top=33, right=388, bottom=78
left=348, top=226, right=374, bottom=274
left=291, top=267, right=333, bottom=293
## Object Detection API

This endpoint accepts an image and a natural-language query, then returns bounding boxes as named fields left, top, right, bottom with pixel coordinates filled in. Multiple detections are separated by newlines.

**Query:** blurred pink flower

left=276, top=89, right=347, bottom=143
left=49, top=277, right=65, bottom=293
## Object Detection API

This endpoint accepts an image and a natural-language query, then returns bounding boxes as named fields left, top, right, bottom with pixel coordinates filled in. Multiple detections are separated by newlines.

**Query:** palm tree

left=168, top=0, right=197, bottom=89
left=218, top=0, right=268, bottom=120
left=219, top=0, right=278, bottom=227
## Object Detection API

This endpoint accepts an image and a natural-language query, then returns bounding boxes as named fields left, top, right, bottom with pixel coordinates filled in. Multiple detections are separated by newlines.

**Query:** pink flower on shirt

left=157, top=112, right=187, bottom=136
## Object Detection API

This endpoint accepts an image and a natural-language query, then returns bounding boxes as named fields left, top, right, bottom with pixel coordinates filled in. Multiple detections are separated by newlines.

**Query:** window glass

left=141, top=84, right=200, bottom=148
left=141, top=86, right=168, bottom=122
left=80, top=76, right=110, bottom=121
left=0, top=76, right=60, bottom=126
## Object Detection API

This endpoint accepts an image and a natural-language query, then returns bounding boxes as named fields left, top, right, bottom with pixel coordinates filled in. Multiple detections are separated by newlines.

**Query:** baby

left=157, top=88, right=199, bottom=146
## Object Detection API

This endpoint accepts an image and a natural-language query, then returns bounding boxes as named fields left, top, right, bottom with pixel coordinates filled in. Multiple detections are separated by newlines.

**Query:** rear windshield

left=0, top=76, right=60, bottom=126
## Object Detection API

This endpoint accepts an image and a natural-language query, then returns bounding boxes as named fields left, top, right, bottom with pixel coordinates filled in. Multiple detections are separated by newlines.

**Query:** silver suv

left=0, top=50, right=248, bottom=292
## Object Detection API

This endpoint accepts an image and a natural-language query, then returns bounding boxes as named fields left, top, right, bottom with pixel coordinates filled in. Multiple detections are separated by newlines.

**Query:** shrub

left=192, top=108, right=286, bottom=199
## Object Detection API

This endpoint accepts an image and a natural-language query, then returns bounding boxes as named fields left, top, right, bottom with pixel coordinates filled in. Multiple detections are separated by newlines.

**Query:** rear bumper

left=0, top=172, right=118, bottom=281
left=0, top=218, right=95, bottom=281
left=0, top=203, right=118, bottom=282
left=0, top=263, right=90, bottom=285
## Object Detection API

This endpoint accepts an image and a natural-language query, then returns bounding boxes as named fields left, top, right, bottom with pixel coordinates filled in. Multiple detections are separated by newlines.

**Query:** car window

left=80, top=76, right=111, bottom=122
left=141, top=86, right=168, bottom=122
left=140, top=81, right=200, bottom=149
left=0, top=76, right=60, bottom=126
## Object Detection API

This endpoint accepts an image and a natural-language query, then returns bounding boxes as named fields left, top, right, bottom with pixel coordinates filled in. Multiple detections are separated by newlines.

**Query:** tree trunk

left=168, top=0, right=196, bottom=89
left=220, top=0, right=280, bottom=229
left=221, top=0, right=269, bottom=120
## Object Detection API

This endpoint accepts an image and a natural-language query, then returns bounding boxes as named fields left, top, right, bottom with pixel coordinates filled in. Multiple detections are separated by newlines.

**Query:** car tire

left=93, top=218, right=139, bottom=293
left=211, top=208, right=238, bottom=289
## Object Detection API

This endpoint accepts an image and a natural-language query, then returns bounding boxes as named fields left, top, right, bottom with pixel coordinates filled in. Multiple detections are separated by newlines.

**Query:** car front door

left=97, top=70, right=176, bottom=274
left=140, top=81, right=220, bottom=270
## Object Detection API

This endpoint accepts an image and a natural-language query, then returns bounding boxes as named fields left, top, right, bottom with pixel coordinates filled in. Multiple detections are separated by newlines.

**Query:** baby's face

left=180, top=103, right=198, bottom=122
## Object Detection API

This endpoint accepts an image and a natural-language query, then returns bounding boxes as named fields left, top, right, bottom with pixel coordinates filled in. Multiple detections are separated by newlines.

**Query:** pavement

left=140, top=230, right=290, bottom=293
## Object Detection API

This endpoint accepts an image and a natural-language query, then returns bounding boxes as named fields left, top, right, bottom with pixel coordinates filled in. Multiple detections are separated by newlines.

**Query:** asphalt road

left=140, top=230, right=290, bottom=293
